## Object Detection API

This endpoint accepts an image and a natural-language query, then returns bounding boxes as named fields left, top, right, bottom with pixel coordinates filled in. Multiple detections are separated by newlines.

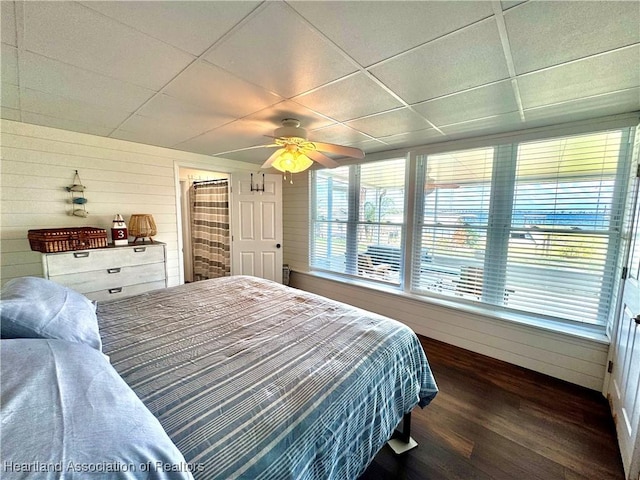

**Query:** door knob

left=276, top=243, right=281, bottom=249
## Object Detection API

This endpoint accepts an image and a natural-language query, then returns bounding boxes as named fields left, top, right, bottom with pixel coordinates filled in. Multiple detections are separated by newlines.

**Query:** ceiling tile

left=21, top=111, right=115, bottom=137
left=1, top=1, right=16, bottom=46
left=294, top=72, right=403, bottom=122
left=163, top=60, right=282, bottom=117
left=290, top=1, right=493, bottom=67
left=518, top=46, right=640, bottom=109
left=378, top=128, right=443, bottom=149
left=501, top=1, right=526, bottom=11
left=203, top=2, right=357, bottom=98
left=506, top=1, right=640, bottom=74
left=524, top=88, right=640, bottom=125
left=1, top=44, right=19, bottom=85
left=130, top=94, right=232, bottom=134
left=111, top=116, right=207, bottom=148
left=21, top=51, right=155, bottom=111
left=346, top=138, right=390, bottom=151
left=346, top=108, right=434, bottom=138
left=174, top=119, right=267, bottom=155
left=22, top=1, right=195, bottom=90
left=20, top=88, right=131, bottom=128
left=370, top=20, right=510, bottom=104
left=440, top=112, right=524, bottom=139
left=310, top=123, right=377, bottom=146
left=412, top=81, right=519, bottom=127
left=81, top=1, right=260, bottom=56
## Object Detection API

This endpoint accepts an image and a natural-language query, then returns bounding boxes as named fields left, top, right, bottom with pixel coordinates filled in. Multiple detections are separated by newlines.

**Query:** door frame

left=174, top=161, right=247, bottom=285
left=604, top=128, right=640, bottom=479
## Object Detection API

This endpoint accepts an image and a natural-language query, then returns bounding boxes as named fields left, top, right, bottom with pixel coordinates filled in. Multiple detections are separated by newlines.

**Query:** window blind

left=311, top=158, right=406, bottom=284
left=411, top=128, right=632, bottom=327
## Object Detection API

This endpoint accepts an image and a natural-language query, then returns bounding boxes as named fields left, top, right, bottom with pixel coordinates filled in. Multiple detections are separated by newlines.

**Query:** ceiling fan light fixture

left=260, top=118, right=364, bottom=176
left=271, top=149, right=313, bottom=174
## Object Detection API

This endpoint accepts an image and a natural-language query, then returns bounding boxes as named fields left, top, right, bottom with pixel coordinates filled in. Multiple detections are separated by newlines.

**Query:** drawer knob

left=133, top=247, right=146, bottom=253
left=107, top=268, right=121, bottom=274
left=73, top=252, right=90, bottom=258
left=108, top=287, right=123, bottom=294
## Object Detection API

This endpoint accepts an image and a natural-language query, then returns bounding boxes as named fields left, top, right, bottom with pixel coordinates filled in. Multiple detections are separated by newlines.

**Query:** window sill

left=295, top=269, right=610, bottom=346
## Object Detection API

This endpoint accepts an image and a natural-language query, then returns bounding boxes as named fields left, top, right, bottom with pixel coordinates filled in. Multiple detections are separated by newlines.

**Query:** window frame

left=310, top=157, right=409, bottom=286
left=308, top=116, right=637, bottom=336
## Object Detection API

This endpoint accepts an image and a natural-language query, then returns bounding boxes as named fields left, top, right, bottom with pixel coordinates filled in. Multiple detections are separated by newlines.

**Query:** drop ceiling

left=1, top=1, right=639, bottom=165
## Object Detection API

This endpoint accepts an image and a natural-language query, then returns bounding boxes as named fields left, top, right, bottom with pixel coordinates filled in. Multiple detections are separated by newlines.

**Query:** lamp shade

left=271, top=150, right=313, bottom=174
left=128, top=214, right=157, bottom=243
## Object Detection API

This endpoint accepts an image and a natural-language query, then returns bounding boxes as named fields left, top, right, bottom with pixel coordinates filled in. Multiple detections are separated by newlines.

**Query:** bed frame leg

left=387, top=412, right=418, bottom=455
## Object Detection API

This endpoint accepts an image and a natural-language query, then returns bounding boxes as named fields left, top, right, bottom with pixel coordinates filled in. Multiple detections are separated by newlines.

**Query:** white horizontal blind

left=412, top=129, right=631, bottom=327
left=311, top=158, right=406, bottom=284
left=311, top=166, right=350, bottom=274
left=411, top=147, right=494, bottom=297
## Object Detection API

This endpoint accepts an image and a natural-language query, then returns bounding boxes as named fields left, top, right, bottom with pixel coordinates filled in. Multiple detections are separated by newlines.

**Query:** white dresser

left=42, top=242, right=167, bottom=301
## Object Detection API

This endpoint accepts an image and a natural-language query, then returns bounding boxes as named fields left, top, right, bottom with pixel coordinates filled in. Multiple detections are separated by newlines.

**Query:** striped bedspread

left=97, top=276, right=438, bottom=480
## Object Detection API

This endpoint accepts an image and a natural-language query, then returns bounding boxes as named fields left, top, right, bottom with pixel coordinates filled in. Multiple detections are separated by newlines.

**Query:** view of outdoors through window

left=311, top=128, right=631, bottom=327
left=312, top=160, right=405, bottom=284
left=412, top=131, right=626, bottom=325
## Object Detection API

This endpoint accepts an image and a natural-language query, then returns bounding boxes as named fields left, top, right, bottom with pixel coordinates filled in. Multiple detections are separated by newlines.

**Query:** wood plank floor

left=360, top=336, right=625, bottom=480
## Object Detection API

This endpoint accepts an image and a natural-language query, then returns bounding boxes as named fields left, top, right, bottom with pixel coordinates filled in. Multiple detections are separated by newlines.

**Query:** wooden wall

left=282, top=172, right=611, bottom=392
left=0, top=118, right=613, bottom=391
left=0, top=119, right=253, bottom=287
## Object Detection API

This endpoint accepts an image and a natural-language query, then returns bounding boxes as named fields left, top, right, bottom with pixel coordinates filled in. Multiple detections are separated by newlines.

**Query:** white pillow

left=0, top=276, right=101, bottom=350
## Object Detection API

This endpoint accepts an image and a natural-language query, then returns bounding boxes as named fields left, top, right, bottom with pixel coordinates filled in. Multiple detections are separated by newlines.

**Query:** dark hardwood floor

left=360, top=336, right=625, bottom=480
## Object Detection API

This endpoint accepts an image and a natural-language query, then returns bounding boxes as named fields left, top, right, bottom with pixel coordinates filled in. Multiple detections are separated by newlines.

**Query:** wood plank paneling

left=0, top=120, right=255, bottom=287
left=290, top=270, right=609, bottom=390
left=282, top=175, right=310, bottom=272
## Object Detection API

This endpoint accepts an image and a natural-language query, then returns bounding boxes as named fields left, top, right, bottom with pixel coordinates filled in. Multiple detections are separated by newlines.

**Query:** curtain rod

left=192, top=178, right=229, bottom=187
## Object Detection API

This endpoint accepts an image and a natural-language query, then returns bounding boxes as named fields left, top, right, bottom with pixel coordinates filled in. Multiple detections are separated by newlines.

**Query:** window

left=309, top=125, right=634, bottom=331
left=311, top=158, right=406, bottom=284
left=411, top=129, right=632, bottom=327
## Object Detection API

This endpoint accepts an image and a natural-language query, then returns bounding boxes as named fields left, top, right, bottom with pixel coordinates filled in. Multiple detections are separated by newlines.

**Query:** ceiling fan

left=425, top=178, right=460, bottom=195
left=260, top=118, right=365, bottom=175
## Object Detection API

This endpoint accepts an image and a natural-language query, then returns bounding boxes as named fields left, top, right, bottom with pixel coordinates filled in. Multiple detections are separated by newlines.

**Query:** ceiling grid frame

left=0, top=0, right=637, bottom=164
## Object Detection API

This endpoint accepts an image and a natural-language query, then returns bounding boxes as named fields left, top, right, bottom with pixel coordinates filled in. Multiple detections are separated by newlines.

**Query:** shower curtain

left=189, top=180, right=230, bottom=281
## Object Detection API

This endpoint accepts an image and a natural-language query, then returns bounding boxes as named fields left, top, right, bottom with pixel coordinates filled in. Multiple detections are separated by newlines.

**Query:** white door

left=231, top=173, right=283, bottom=283
left=609, top=163, right=640, bottom=479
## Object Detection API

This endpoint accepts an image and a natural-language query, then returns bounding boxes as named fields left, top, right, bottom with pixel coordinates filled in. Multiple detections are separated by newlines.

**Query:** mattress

left=97, top=275, right=438, bottom=480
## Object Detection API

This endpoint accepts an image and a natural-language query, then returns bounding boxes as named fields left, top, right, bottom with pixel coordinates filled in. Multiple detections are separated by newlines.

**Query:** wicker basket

left=28, top=227, right=108, bottom=253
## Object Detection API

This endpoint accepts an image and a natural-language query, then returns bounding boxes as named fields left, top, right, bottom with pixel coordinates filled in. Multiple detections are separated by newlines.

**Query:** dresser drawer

left=84, top=280, right=167, bottom=302
left=44, top=244, right=164, bottom=276
left=42, top=242, right=168, bottom=301
left=48, top=262, right=166, bottom=294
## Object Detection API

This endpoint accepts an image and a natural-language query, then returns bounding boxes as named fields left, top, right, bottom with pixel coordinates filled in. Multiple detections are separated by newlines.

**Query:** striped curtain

left=189, top=180, right=230, bottom=281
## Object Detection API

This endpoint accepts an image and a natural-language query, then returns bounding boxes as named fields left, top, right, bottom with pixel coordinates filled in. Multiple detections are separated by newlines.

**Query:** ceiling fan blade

left=312, top=141, right=365, bottom=159
left=306, top=149, right=339, bottom=168
left=261, top=148, right=285, bottom=169
left=427, top=182, right=460, bottom=189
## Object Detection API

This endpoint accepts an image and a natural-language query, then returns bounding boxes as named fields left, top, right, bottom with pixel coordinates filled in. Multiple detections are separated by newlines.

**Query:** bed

left=1, top=275, right=438, bottom=479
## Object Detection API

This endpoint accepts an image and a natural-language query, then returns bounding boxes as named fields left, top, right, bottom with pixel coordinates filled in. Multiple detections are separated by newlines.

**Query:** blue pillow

left=0, top=276, right=101, bottom=350
left=0, top=339, right=194, bottom=480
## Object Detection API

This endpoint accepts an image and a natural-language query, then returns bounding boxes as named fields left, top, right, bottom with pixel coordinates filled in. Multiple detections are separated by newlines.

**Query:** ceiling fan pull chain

left=283, top=171, right=294, bottom=184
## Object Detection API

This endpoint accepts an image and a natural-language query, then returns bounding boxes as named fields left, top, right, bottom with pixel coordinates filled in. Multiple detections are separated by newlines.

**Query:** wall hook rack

left=251, top=173, right=265, bottom=192
left=66, top=170, right=88, bottom=217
